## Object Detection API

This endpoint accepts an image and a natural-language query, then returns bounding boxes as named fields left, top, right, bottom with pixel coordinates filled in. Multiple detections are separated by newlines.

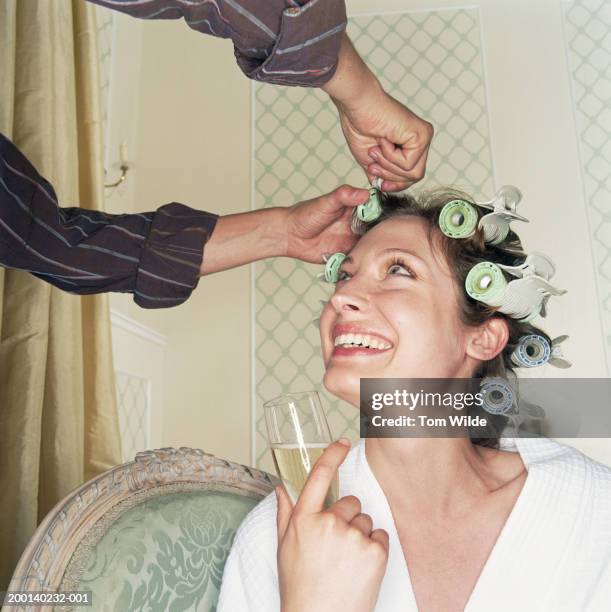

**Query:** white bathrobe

left=217, top=437, right=611, bottom=611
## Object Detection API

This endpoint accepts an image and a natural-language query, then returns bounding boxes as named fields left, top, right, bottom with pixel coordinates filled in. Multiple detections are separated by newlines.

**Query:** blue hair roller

left=511, top=334, right=551, bottom=368
left=480, top=378, right=514, bottom=415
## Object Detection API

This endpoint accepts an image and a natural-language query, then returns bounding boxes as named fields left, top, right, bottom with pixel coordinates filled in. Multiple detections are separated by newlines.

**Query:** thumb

left=276, top=485, right=293, bottom=540
left=330, top=185, right=370, bottom=210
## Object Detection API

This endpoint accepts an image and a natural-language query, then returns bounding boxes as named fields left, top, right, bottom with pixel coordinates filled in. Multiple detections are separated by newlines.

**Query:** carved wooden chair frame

left=6, top=447, right=277, bottom=611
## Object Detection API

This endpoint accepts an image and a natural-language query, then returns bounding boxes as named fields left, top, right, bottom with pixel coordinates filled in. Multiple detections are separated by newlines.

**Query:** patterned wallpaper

left=252, top=8, right=496, bottom=469
left=116, top=371, right=151, bottom=462
left=563, top=0, right=611, bottom=372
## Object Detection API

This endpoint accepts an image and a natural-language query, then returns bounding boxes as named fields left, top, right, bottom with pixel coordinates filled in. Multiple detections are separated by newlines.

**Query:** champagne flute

left=264, top=390, right=339, bottom=506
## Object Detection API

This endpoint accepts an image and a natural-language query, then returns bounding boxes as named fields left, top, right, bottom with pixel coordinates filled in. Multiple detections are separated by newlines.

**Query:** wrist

left=261, top=206, right=290, bottom=258
left=198, top=207, right=288, bottom=276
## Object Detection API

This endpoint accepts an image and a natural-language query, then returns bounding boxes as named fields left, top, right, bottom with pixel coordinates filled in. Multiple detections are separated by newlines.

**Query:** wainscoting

left=110, top=309, right=166, bottom=461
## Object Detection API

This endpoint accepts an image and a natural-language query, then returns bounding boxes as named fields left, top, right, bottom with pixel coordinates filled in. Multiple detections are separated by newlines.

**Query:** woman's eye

left=387, top=263, right=413, bottom=277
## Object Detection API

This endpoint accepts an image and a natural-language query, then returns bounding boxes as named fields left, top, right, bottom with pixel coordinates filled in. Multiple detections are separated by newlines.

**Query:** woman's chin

left=323, top=368, right=360, bottom=407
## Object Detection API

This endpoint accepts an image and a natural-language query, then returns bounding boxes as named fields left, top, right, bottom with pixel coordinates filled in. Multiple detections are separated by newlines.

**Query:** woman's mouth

left=332, top=332, right=393, bottom=357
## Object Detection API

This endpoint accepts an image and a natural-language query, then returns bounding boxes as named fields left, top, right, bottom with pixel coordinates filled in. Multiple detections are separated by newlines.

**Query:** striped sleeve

left=0, top=133, right=218, bottom=309
left=87, top=0, right=347, bottom=87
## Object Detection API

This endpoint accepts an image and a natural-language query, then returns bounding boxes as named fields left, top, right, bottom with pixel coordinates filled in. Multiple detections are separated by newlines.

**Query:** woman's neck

left=364, top=437, right=522, bottom=519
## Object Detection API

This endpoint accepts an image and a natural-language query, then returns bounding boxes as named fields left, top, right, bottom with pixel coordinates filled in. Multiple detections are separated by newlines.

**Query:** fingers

left=328, top=495, right=361, bottom=523
left=405, top=145, right=430, bottom=185
left=377, top=180, right=409, bottom=193
left=367, top=148, right=425, bottom=191
left=365, top=166, right=409, bottom=192
left=325, top=497, right=375, bottom=537
left=370, top=528, right=390, bottom=555
left=368, top=141, right=426, bottom=183
left=366, top=118, right=434, bottom=190
left=370, top=143, right=411, bottom=179
left=367, top=166, right=409, bottom=192
left=298, top=185, right=368, bottom=223
left=276, top=485, right=293, bottom=539
left=366, top=165, right=409, bottom=192
left=329, top=185, right=370, bottom=210
left=369, top=164, right=408, bottom=185
left=380, top=131, right=430, bottom=174
left=350, top=512, right=373, bottom=537
left=294, top=439, right=351, bottom=515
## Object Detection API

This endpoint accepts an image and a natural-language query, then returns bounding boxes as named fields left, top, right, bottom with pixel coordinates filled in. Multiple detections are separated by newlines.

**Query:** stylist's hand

left=276, top=440, right=389, bottom=612
left=322, top=34, right=434, bottom=192
left=281, top=185, right=369, bottom=263
left=336, top=90, right=434, bottom=193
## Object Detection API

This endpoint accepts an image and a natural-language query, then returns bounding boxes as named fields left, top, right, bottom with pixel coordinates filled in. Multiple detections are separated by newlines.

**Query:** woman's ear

left=466, top=316, right=509, bottom=361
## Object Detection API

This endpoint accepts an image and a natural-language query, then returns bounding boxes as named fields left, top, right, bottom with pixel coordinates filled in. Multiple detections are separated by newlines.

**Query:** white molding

left=110, top=308, right=168, bottom=346
left=476, top=5, right=499, bottom=192
left=348, top=4, right=480, bottom=18
left=250, top=78, right=258, bottom=468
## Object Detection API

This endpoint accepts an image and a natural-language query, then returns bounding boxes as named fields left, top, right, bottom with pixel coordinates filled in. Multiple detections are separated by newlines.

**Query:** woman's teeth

left=333, top=333, right=392, bottom=350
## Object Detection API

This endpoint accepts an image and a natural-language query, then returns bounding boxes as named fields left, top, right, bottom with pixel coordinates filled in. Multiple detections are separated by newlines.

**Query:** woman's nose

left=330, top=285, right=369, bottom=313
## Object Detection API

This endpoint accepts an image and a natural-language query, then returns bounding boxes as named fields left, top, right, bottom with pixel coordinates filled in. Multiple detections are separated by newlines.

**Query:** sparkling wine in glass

left=264, top=391, right=339, bottom=506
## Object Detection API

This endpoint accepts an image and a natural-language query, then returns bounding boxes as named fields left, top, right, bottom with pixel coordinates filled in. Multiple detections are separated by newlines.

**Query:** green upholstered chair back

left=7, top=448, right=278, bottom=612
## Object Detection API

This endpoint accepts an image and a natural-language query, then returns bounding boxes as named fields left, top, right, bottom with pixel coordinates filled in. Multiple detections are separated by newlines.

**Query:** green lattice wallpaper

left=563, top=0, right=611, bottom=373
left=253, top=8, right=495, bottom=469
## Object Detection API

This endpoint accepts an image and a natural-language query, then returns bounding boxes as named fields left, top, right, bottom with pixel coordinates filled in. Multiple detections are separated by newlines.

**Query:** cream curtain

left=0, top=0, right=122, bottom=589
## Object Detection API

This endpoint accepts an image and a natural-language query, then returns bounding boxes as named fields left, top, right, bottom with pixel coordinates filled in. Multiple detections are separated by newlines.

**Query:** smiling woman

left=217, top=188, right=611, bottom=612
left=321, top=188, right=551, bottom=449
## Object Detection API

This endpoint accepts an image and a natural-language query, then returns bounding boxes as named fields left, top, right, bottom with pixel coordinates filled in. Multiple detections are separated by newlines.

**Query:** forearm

left=200, top=207, right=288, bottom=275
left=0, top=133, right=217, bottom=308
left=321, top=34, right=383, bottom=110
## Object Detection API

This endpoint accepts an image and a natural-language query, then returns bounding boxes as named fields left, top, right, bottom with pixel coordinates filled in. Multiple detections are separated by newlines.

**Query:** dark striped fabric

left=1, top=1, right=348, bottom=307
left=89, top=0, right=348, bottom=86
left=0, top=133, right=218, bottom=308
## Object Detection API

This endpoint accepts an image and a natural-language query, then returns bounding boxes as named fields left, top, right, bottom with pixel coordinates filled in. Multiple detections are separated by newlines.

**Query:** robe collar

left=339, top=436, right=586, bottom=611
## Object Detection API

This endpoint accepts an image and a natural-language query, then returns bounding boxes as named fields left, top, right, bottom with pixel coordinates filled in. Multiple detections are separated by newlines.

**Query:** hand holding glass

left=264, top=391, right=339, bottom=506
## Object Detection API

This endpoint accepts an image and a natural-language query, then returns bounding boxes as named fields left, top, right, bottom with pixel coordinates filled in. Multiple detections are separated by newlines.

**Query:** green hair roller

left=465, top=261, right=507, bottom=306
left=324, top=252, right=347, bottom=283
left=439, top=199, right=478, bottom=238
left=357, top=188, right=383, bottom=223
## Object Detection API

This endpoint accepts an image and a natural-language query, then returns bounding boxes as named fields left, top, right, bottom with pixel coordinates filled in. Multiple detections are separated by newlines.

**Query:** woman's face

left=320, top=216, right=478, bottom=407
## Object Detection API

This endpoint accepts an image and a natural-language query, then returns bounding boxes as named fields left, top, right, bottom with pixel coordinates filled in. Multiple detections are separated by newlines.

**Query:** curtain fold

left=0, top=0, right=122, bottom=589
left=0, top=1, right=17, bottom=335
